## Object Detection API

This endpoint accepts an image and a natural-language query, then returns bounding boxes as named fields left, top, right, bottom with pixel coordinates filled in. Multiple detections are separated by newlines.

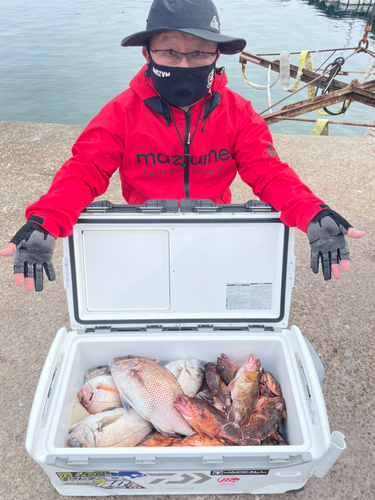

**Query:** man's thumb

left=347, top=228, right=366, bottom=239
left=0, top=242, right=17, bottom=256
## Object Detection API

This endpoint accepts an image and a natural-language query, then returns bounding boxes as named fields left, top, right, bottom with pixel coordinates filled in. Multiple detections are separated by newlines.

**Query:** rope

left=267, top=65, right=273, bottom=112
left=241, top=62, right=280, bottom=90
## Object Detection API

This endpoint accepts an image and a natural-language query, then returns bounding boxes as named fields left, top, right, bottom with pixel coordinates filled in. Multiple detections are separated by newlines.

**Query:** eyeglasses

left=150, top=48, right=217, bottom=67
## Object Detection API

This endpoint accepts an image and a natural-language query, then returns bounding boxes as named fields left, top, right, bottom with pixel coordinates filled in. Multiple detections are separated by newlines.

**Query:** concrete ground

left=0, top=121, right=374, bottom=500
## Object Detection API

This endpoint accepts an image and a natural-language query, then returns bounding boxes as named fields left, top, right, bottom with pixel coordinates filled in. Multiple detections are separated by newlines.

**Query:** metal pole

left=280, top=117, right=375, bottom=127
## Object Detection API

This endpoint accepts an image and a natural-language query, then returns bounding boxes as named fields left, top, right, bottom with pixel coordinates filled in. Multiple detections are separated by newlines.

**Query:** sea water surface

left=1, top=0, right=375, bottom=136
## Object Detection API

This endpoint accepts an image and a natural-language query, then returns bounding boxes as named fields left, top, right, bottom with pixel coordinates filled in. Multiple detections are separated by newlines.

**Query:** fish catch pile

left=68, top=354, right=287, bottom=448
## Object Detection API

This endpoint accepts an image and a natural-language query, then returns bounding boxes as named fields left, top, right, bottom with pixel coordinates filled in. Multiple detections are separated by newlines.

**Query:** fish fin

left=97, top=414, right=122, bottom=431
left=154, top=359, right=171, bottom=366
left=242, top=437, right=261, bottom=446
left=153, top=426, right=179, bottom=438
left=96, top=383, right=119, bottom=393
left=227, top=379, right=236, bottom=392
left=99, top=406, right=120, bottom=413
left=222, top=422, right=243, bottom=442
left=119, top=393, right=131, bottom=411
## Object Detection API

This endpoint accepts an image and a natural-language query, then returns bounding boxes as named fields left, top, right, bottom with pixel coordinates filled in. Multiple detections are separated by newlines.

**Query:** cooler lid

left=63, top=200, right=295, bottom=331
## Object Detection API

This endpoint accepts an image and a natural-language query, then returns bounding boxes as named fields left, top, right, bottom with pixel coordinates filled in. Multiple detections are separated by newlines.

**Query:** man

left=0, top=0, right=365, bottom=291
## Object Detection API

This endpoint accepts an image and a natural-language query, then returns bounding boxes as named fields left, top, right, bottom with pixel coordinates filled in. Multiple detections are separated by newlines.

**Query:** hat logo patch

left=210, top=16, right=219, bottom=30
left=207, top=69, right=215, bottom=88
left=152, top=67, right=170, bottom=78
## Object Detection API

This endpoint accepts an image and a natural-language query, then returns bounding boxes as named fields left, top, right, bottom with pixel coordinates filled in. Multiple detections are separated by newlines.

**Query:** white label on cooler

left=226, top=283, right=272, bottom=310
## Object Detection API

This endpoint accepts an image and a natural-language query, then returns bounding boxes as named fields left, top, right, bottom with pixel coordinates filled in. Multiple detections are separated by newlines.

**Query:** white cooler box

left=26, top=199, right=346, bottom=496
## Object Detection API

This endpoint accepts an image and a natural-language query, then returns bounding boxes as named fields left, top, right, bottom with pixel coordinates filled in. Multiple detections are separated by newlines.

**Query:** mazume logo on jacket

left=136, top=148, right=231, bottom=167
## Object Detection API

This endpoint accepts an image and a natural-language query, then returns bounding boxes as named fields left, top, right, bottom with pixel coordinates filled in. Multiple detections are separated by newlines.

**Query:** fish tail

left=222, top=422, right=242, bottom=442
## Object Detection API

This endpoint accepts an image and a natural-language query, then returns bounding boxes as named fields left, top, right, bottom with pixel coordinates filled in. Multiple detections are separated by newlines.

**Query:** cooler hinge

left=247, top=325, right=274, bottom=332
left=146, top=325, right=164, bottom=333
left=84, top=326, right=147, bottom=333
left=197, top=324, right=215, bottom=331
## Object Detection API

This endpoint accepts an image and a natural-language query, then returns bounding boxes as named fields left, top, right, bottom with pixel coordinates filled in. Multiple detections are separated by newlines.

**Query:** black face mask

left=148, top=56, right=216, bottom=108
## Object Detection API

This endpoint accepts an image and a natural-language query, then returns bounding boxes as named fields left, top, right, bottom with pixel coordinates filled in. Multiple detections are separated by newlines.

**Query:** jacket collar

left=129, top=64, right=227, bottom=125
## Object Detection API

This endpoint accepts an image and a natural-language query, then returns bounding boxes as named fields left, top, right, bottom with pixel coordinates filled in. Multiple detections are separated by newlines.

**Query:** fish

left=170, top=432, right=227, bottom=447
left=108, top=356, right=194, bottom=437
left=222, top=354, right=262, bottom=442
left=84, top=356, right=136, bottom=383
left=84, top=365, right=111, bottom=383
left=77, top=375, right=122, bottom=414
left=165, top=358, right=206, bottom=396
left=196, top=389, right=227, bottom=415
left=216, top=354, right=240, bottom=385
left=137, top=432, right=182, bottom=447
left=260, top=430, right=287, bottom=446
left=205, top=362, right=231, bottom=411
left=174, top=395, right=227, bottom=439
left=241, top=397, right=287, bottom=444
left=67, top=407, right=153, bottom=448
left=259, top=371, right=282, bottom=398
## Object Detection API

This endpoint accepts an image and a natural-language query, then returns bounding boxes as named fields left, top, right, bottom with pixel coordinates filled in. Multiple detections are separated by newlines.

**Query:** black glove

left=10, top=221, right=56, bottom=292
left=307, top=206, right=352, bottom=281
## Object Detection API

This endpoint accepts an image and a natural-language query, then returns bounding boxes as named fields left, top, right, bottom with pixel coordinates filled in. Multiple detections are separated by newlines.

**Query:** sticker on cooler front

left=210, top=470, right=269, bottom=475
left=226, top=283, right=272, bottom=310
left=56, top=471, right=146, bottom=489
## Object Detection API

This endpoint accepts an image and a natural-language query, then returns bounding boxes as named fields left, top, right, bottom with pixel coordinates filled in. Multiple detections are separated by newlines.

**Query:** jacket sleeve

left=25, top=102, right=125, bottom=238
left=232, top=102, right=324, bottom=232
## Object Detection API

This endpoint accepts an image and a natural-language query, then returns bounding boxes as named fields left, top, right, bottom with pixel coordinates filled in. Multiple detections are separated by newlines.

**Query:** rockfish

left=170, top=432, right=227, bottom=447
left=205, top=362, right=231, bottom=411
left=137, top=432, right=182, bottom=447
left=77, top=375, right=122, bottom=414
left=109, top=356, right=194, bottom=437
left=223, top=354, right=262, bottom=442
left=216, top=354, right=240, bottom=385
left=259, top=371, right=282, bottom=398
left=174, top=395, right=227, bottom=439
left=241, top=396, right=287, bottom=445
left=67, top=407, right=153, bottom=448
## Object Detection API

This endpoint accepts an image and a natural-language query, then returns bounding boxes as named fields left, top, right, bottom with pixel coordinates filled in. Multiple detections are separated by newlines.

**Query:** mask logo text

left=207, top=69, right=215, bottom=89
left=152, top=67, right=171, bottom=78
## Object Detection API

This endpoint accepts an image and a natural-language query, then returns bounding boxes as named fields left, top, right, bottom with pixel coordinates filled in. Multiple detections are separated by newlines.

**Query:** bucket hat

left=121, top=0, right=246, bottom=55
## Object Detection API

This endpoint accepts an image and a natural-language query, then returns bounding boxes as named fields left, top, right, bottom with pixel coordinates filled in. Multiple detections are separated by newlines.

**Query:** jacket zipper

left=183, top=108, right=192, bottom=199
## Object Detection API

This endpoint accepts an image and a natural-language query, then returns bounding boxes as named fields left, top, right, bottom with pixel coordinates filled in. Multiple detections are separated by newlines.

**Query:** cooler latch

left=136, top=200, right=179, bottom=213
left=85, top=200, right=112, bottom=213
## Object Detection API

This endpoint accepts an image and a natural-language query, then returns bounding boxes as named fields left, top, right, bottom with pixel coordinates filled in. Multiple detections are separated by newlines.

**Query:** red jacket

left=26, top=64, right=324, bottom=238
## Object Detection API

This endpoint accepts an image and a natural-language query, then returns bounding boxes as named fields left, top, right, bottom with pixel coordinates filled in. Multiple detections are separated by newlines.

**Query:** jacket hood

left=129, top=64, right=228, bottom=124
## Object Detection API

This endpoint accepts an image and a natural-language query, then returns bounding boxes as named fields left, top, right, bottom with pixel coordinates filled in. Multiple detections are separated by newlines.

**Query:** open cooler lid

left=63, top=200, right=295, bottom=331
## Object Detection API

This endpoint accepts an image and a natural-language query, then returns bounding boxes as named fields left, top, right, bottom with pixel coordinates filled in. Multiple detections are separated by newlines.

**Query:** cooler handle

left=47, top=452, right=312, bottom=470
left=291, top=325, right=332, bottom=451
left=25, top=327, right=68, bottom=457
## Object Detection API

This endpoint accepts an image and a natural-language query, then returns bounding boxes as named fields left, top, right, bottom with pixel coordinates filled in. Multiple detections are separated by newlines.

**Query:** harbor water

left=1, top=0, right=375, bottom=136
